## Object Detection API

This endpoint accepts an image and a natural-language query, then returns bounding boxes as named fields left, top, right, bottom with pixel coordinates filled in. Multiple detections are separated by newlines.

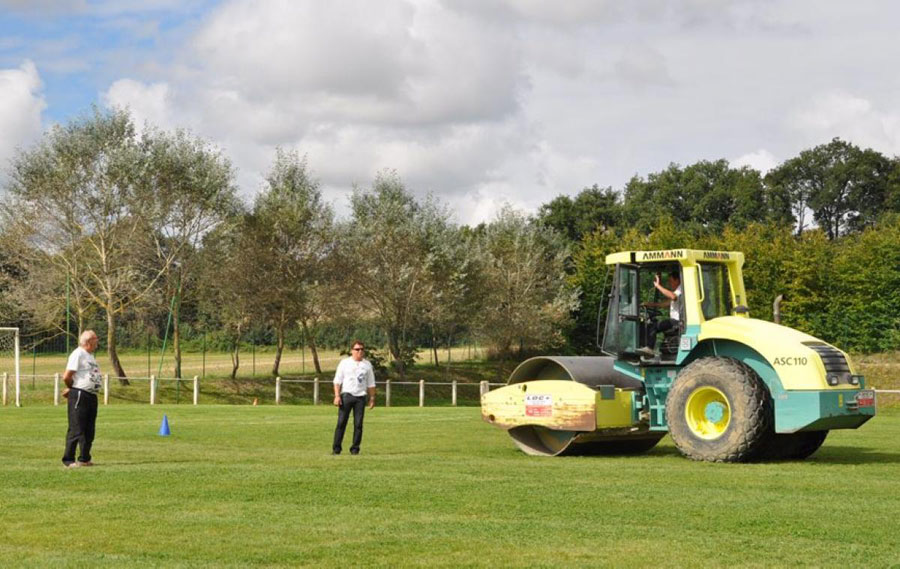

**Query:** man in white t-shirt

left=331, top=340, right=376, bottom=455
left=61, top=330, right=103, bottom=468
left=637, top=271, right=683, bottom=358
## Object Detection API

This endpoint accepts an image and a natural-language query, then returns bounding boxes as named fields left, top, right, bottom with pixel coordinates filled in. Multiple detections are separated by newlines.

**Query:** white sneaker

left=635, top=347, right=656, bottom=358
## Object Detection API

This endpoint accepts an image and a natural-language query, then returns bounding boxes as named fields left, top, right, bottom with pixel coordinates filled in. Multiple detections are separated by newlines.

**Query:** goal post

left=0, top=328, right=20, bottom=407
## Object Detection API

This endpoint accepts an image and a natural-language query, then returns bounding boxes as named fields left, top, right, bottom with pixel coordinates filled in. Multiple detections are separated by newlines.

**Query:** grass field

left=1, top=405, right=899, bottom=567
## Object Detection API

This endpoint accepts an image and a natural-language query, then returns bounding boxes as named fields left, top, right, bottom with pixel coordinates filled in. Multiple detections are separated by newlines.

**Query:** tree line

left=0, top=109, right=573, bottom=381
left=1, top=108, right=898, bottom=383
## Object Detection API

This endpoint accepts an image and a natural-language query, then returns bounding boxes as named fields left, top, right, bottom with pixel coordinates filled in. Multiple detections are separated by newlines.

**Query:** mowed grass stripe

left=1, top=406, right=898, bottom=567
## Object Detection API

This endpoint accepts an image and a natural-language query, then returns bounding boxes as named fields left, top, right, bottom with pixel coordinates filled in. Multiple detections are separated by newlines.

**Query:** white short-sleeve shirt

left=670, top=283, right=684, bottom=321
left=333, top=357, right=376, bottom=397
left=67, top=347, right=102, bottom=393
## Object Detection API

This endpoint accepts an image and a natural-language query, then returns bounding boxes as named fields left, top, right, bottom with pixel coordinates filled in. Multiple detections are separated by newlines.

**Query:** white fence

left=0, top=372, right=505, bottom=407
left=276, top=378, right=505, bottom=407
left=1, top=372, right=896, bottom=407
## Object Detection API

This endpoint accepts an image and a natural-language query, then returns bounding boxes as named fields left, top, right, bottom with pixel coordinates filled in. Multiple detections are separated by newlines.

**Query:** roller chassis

left=481, top=249, right=876, bottom=462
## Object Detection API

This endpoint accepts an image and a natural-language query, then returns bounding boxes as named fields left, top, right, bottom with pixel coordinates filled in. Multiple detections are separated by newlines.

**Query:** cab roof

left=604, top=249, right=744, bottom=266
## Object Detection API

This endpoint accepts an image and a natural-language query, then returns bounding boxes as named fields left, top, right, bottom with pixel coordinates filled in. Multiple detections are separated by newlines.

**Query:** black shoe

left=331, top=451, right=341, bottom=455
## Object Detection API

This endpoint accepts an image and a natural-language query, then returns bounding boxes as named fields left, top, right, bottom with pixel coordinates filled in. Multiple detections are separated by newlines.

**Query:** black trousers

left=62, top=388, right=98, bottom=465
left=646, top=318, right=677, bottom=350
left=332, top=393, right=366, bottom=454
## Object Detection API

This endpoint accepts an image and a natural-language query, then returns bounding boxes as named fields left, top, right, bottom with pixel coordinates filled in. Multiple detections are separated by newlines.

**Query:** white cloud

left=789, top=92, right=900, bottom=156
left=103, top=0, right=535, bottom=223
left=614, top=44, right=674, bottom=88
left=103, top=79, right=173, bottom=133
left=731, top=149, right=777, bottom=173
left=0, top=61, right=45, bottom=173
left=84, top=0, right=900, bottom=226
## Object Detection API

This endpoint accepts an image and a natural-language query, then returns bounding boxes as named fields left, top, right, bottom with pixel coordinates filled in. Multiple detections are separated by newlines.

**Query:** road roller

left=482, top=249, right=876, bottom=462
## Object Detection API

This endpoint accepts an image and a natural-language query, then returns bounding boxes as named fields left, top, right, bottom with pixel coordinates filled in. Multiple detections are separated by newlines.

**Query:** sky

left=2, top=0, right=900, bottom=224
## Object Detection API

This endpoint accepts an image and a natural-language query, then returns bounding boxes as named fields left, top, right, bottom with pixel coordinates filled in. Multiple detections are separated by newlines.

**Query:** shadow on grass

left=805, top=446, right=900, bottom=465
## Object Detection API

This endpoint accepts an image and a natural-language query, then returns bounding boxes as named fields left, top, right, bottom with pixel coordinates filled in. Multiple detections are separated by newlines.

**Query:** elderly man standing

left=61, top=330, right=103, bottom=468
left=332, top=340, right=376, bottom=455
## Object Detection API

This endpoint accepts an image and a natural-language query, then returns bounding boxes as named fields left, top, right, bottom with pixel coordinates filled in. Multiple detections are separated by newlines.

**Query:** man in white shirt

left=637, top=271, right=683, bottom=358
left=61, top=330, right=103, bottom=468
left=332, top=340, right=376, bottom=455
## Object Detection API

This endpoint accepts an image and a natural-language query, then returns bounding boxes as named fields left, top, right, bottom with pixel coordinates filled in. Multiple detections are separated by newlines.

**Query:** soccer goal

left=0, top=327, right=20, bottom=407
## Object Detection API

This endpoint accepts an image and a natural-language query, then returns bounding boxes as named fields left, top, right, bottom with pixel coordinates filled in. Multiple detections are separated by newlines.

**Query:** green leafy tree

left=765, top=138, right=900, bottom=239
left=622, top=160, right=768, bottom=232
left=142, top=128, right=239, bottom=378
left=248, top=149, right=334, bottom=376
left=827, top=215, right=900, bottom=352
left=196, top=218, right=254, bottom=379
left=538, top=185, right=621, bottom=243
left=476, top=206, right=578, bottom=357
left=3, top=108, right=171, bottom=381
left=338, top=171, right=450, bottom=378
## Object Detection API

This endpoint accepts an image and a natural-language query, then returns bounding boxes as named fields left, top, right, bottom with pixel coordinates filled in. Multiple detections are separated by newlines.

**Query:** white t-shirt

left=67, top=347, right=102, bottom=393
left=333, top=357, right=376, bottom=397
left=669, top=283, right=684, bottom=321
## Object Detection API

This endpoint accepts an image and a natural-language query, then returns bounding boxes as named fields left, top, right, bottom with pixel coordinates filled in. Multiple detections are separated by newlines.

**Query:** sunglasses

left=352, top=347, right=364, bottom=352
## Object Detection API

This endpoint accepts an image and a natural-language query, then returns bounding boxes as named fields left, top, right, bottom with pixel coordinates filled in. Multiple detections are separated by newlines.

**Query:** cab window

left=699, top=263, right=733, bottom=320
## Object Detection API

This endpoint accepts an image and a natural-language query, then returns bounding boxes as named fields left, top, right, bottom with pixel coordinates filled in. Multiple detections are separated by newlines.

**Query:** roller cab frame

left=482, top=249, right=876, bottom=461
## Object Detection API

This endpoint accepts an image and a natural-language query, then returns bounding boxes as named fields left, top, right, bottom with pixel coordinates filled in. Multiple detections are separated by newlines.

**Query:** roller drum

left=495, top=356, right=659, bottom=456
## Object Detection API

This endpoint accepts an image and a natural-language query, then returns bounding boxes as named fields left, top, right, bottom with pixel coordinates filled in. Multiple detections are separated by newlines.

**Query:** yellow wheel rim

left=685, top=386, right=731, bottom=440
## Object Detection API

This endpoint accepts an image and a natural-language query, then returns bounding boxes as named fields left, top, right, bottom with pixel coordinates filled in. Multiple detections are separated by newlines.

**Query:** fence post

left=150, top=375, right=156, bottom=405
left=385, top=379, right=391, bottom=408
left=103, top=374, right=109, bottom=405
left=193, top=375, right=199, bottom=406
left=313, top=377, right=319, bottom=405
left=275, top=377, right=281, bottom=405
left=2, top=372, right=6, bottom=406
left=54, top=373, right=60, bottom=406
left=419, top=379, right=425, bottom=407
left=452, top=380, right=457, bottom=406
left=479, top=381, right=488, bottom=397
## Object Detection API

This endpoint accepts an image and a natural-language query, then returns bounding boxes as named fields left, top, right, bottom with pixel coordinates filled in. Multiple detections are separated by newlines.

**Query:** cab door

left=601, top=264, right=640, bottom=356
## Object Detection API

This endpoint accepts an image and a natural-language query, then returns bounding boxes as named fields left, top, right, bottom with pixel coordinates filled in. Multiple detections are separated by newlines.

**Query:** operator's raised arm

left=637, top=271, right=682, bottom=358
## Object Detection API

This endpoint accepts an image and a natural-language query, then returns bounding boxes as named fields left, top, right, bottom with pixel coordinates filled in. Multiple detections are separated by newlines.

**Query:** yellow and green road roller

left=481, top=249, right=876, bottom=462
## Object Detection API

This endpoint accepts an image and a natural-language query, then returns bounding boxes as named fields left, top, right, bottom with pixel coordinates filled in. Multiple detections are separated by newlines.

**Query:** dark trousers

left=332, top=393, right=366, bottom=454
left=62, top=388, right=98, bottom=465
left=646, top=318, right=677, bottom=350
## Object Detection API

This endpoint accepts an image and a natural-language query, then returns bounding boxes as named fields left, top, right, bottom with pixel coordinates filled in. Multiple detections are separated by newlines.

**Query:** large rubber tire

left=666, top=357, right=773, bottom=462
left=756, top=431, right=829, bottom=461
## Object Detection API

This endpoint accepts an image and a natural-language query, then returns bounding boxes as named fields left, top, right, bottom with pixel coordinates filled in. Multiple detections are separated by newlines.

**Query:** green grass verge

left=1, top=406, right=899, bottom=567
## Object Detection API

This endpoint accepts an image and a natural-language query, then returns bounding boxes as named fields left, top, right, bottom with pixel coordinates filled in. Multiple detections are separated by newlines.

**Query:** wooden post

left=419, top=379, right=425, bottom=407
left=275, top=377, right=281, bottom=405
left=452, top=380, right=457, bottom=406
left=385, top=379, right=391, bottom=408
left=2, top=372, right=6, bottom=406
left=479, top=380, right=488, bottom=397
left=313, top=377, right=320, bottom=405
left=103, top=374, right=109, bottom=405
left=193, top=375, right=199, bottom=406
left=54, top=373, right=60, bottom=406
left=150, top=375, right=156, bottom=405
